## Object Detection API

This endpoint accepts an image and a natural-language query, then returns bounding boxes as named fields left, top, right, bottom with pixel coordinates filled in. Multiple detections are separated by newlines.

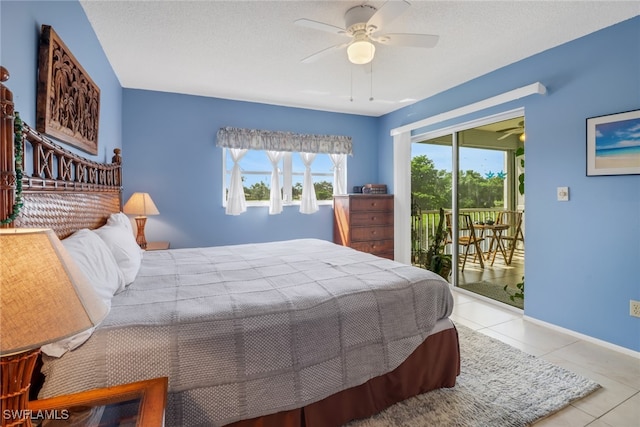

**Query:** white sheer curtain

left=226, top=148, right=248, bottom=215
left=299, top=152, right=318, bottom=214
left=265, top=150, right=284, bottom=215
left=329, top=153, right=347, bottom=196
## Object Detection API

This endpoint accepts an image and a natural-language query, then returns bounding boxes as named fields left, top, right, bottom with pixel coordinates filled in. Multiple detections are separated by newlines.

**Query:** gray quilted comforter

left=40, top=239, right=454, bottom=426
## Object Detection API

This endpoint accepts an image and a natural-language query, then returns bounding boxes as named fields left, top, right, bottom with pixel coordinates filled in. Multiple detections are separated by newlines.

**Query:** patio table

left=476, top=223, right=510, bottom=266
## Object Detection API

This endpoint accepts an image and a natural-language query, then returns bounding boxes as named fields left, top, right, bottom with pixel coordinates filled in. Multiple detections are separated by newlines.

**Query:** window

left=222, top=149, right=346, bottom=207
left=217, top=127, right=351, bottom=215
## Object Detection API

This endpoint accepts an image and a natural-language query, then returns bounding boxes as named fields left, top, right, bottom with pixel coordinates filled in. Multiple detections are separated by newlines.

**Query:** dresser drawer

left=351, top=226, right=393, bottom=241
left=351, top=239, right=394, bottom=254
left=350, top=196, right=393, bottom=212
left=350, top=212, right=394, bottom=226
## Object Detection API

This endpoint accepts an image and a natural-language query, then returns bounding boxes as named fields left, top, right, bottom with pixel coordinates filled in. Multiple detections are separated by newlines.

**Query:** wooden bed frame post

left=1, top=66, right=16, bottom=227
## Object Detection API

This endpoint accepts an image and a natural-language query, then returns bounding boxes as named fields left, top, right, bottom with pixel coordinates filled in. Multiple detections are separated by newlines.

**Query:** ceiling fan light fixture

left=347, top=39, right=375, bottom=64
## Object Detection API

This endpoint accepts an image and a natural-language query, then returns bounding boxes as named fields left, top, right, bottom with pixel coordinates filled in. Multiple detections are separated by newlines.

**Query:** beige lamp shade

left=0, top=228, right=109, bottom=356
left=123, top=192, right=159, bottom=216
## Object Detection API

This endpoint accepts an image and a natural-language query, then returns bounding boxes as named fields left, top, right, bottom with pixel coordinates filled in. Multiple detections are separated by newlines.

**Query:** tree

left=291, top=181, right=333, bottom=201
left=458, top=170, right=504, bottom=208
left=292, top=183, right=303, bottom=200
left=245, top=181, right=270, bottom=201
left=411, top=155, right=504, bottom=211
left=314, top=181, right=333, bottom=200
left=411, top=155, right=451, bottom=211
left=243, top=180, right=333, bottom=202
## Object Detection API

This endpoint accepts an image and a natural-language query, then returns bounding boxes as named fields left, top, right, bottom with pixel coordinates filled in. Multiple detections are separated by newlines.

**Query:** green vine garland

left=1, top=112, right=24, bottom=225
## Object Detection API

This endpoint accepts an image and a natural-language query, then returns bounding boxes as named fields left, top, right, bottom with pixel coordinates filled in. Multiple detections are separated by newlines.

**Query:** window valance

left=216, top=127, right=353, bottom=155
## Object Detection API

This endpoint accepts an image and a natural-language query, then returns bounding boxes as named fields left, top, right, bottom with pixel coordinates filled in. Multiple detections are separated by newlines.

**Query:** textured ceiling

left=80, top=0, right=639, bottom=117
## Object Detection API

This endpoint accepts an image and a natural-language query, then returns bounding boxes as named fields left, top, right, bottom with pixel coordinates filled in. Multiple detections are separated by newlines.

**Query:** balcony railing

left=412, top=208, right=504, bottom=263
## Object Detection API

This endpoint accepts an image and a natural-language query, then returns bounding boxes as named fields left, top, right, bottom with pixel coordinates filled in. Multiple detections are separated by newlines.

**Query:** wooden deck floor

left=452, top=249, right=525, bottom=308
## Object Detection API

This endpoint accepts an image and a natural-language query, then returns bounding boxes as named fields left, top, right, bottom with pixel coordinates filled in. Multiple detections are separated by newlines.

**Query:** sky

left=228, top=150, right=334, bottom=186
left=411, top=143, right=505, bottom=176
left=594, top=117, right=640, bottom=151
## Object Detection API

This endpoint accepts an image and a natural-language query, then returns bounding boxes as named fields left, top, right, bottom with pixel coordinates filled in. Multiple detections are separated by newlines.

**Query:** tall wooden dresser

left=333, top=194, right=394, bottom=259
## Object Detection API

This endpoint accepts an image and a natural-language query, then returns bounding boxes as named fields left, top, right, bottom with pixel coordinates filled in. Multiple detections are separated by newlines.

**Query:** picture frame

left=586, top=109, right=640, bottom=176
left=28, top=377, right=167, bottom=426
left=37, top=25, right=100, bottom=155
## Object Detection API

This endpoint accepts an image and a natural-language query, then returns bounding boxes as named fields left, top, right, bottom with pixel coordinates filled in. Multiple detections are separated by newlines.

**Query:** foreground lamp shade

left=123, top=192, right=159, bottom=249
left=1, top=228, right=108, bottom=427
left=0, top=228, right=108, bottom=355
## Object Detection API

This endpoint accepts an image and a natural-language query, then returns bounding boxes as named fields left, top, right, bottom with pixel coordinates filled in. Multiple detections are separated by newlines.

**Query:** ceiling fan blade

left=374, top=33, right=439, bottom=48
left=498, top=130, right=519, bottom=140
left=301, top=42, right=349, bottom=64
left=367, top=0, right=410, bottom=31
left=294, top=18, right=347, bottom=35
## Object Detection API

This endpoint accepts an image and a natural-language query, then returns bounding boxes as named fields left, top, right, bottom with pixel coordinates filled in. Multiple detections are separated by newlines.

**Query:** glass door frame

left=409, top=108, right=524, bottom=287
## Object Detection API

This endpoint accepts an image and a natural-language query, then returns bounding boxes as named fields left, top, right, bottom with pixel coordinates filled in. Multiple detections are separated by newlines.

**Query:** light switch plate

left=557, top=186, right=569, bottom=201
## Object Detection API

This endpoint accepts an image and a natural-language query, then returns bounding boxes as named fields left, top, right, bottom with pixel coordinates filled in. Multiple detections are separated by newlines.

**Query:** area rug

left=348, top=324, right=600, bottom=427
left=459, top=281, right=524, bottom=310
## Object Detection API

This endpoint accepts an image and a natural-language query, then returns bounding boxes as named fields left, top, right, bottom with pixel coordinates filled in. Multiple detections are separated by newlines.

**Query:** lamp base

left=1, top=349, right=39, bottom=427
left=134, top=216, right=148, bottom=249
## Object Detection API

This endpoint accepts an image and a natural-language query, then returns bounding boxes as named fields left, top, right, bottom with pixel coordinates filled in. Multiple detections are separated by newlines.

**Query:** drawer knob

left=371, top=216, right=377, bottom=221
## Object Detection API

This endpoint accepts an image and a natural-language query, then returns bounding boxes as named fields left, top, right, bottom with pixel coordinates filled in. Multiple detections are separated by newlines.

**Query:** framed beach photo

left=587, top=109, right=640, bottom=176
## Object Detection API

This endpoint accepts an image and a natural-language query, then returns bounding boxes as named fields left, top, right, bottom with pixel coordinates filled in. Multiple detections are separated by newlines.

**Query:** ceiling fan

left=295, top=0, right=439, bottom=65
left=498, top=121, right=525, bottom=141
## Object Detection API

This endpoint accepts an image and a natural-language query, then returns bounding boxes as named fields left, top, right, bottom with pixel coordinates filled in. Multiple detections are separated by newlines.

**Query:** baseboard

left=523, top=315, right=640, bottom=359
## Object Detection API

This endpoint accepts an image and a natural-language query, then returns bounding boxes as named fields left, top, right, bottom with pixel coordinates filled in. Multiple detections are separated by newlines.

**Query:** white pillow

left=107, top=212, right=134, bottom=235
left=60, top=229, right=126, bottom=302
left=41, top=328, right=95, bottom=358
left=42, top=229, right=125, bottom=358
left=94, top=221, right=143, bottom=285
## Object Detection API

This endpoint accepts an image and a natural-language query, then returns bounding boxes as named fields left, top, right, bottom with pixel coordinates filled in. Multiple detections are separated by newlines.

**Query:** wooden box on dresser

left=333, top=194, right=394, bottom=260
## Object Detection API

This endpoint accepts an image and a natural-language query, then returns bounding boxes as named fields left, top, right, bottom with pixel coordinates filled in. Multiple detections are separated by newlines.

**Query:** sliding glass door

left=410, top=112, right=525, bottom=309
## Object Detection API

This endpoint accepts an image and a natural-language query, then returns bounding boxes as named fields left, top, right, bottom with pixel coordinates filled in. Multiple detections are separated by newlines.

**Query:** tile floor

left=450, top=289, right=640, bottom=427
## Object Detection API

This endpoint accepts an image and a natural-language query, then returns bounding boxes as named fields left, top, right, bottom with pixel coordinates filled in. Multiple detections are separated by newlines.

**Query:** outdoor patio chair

left=497, top=210, right=524, bottom=264
left=446, top=213, right=485, bottom=272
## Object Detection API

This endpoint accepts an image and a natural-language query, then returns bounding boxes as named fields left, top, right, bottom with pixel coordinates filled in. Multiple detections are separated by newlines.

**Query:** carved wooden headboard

left=1, top=67, right=122, bottom=238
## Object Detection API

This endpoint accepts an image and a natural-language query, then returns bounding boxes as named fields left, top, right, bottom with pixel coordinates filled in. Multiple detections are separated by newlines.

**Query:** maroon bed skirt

left=226, top=325, right=460, bottom=427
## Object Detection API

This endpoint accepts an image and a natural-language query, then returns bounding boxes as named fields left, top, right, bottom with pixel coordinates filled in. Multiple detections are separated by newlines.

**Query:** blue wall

left=0, top=0, right=122, bottom=163
left=379, top=16, right=640, bottom=352
left=122, top=90, right=378, bottom=248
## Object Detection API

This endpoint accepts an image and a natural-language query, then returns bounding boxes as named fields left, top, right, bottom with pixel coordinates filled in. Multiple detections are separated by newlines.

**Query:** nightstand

left=145, top=241, right=170, bottom=251
left=28, top=377, right=168, bottom=426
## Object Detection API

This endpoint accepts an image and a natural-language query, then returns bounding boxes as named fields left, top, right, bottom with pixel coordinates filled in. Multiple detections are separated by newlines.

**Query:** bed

left=0, top=66, right=460, bottom=427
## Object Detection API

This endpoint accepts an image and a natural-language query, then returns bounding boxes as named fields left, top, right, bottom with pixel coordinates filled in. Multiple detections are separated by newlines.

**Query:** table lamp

left=0, top=228, right=109, bottom=427
left=122, top=192, right=159, bottom=249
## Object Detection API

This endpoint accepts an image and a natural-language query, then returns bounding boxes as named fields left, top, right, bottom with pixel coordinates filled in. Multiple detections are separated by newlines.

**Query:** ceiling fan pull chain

left=350, top=65, right=354, bottom=102
left=369, top=61, right=374, bottom=101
